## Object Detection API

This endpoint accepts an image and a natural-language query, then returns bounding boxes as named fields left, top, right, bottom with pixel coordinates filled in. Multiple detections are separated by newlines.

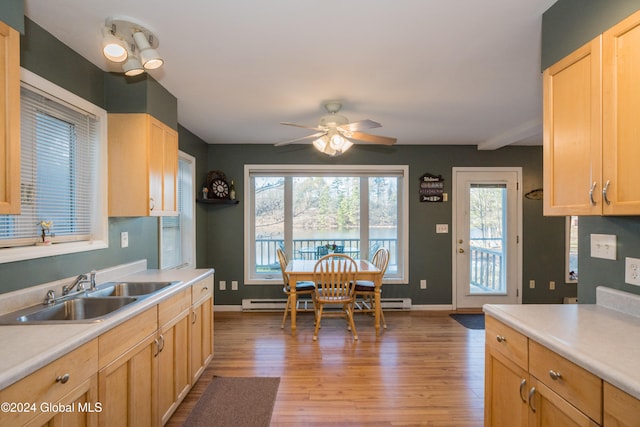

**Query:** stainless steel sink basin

left=87, top=281, right=177, bottom=297
left=0, top=297, right=137, bottom=324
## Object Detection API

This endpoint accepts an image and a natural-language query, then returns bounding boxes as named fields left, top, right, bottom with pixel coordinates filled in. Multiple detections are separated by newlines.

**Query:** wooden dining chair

left=277, top=248, right=316, bottom=329
left=354, top=247, right=390, bottom=328
left=312, top=254, right=359, bottom=340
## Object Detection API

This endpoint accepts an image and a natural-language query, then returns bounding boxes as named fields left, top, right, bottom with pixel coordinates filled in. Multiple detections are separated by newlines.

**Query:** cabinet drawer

left=159, top=288, right=190, bottom=327
left=604, top=382, right=640, bottom=426
left=529, top=340, right=602, bottom=424
left=485, top=316, right=528, bottom=370
left=99, top=307, right=157, bottom=369
left=192, top=275, right=214, bottom=304
left=0, top=339, right=98, bottom=426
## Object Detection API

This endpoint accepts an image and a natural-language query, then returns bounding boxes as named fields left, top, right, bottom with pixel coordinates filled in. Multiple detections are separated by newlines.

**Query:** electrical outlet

left=625, top=257, right=640, bottom=286
left=590, top=234, right=617, bottom=260
left=529, top=280, right=535, bottom=289
left=120, top=231, right=128, bottom=248
left=231, top=280, right=238, bottom=291
left=420, top=279, right=427, bottom=289
left=219, top=280, right=226, bottom=291
left=549, top=281, right=555, bottom=290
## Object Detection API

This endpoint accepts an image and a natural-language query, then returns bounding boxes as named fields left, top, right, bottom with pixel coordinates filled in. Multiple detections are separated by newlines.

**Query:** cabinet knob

left=496, top=335, right=506, bottom=343
left=548, top=370, right=562, bottom=380
left=56, top=373, right=70, bottom=384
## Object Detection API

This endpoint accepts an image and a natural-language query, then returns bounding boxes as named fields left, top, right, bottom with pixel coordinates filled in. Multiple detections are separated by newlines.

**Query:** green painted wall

left=204, top=144, right=571, bottom=306
left=0, top=0, right=23, bottom=33
left=542, top=0, right=640, bottom=303
left=542, top=0, right=640, bottom=69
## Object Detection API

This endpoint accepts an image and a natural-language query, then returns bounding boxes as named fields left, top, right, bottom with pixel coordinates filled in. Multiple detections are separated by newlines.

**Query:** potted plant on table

left=36, top=220, right=53, bottom=246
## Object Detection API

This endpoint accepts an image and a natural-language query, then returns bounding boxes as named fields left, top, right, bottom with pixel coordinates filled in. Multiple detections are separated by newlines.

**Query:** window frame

left=0, top=68, right=108, bottom=264
left=243, top=164, right=409, bottom=285
left=565, top=216, right=578, bottom=283
left=159, top=150, right=196, bottom=270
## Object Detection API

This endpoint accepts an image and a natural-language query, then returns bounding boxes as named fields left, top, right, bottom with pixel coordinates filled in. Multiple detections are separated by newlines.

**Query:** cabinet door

left=158, top=312, right=190, bottom=425
left=528, top=378, right=599, bottom=427
left=0, top=21, right=20, bottom=215
left=543, top=36, right=602, bottom=216
left=190, top=295, right=213, bottom=384
left=162, top=126, right=178, bottom=213
left=602, top=9, right=640, bottom=215
left=98, top=333, right=158, bottom=427
left=485, top=349, right=529, bottom=427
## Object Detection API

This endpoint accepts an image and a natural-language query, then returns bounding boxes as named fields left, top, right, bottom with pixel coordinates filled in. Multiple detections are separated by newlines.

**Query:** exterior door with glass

left=453, top=168, right=522, bottom=309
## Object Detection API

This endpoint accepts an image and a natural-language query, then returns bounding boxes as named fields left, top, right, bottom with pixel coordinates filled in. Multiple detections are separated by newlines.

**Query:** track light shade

left=122, top=52, right=144, bottom=76
left=133, top=31, right=164, bottom=70
left=102, top=27, right=127, bottom=63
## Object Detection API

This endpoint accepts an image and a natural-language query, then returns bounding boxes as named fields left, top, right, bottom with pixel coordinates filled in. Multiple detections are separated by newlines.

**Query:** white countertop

left=484, top=287, right=640, bottom=400
left=0, top=264, right=214, bottom=390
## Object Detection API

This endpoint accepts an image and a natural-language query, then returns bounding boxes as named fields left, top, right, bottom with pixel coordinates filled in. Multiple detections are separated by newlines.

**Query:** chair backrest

left=276, top=248, right=290, bottom=288
left=313, top=254, right=358, bottom=298
left=371, top=247, right=390, bottom=276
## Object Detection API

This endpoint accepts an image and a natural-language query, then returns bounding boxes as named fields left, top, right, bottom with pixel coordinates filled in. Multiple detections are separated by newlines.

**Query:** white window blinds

left=0, top=84, right=99, bottom=247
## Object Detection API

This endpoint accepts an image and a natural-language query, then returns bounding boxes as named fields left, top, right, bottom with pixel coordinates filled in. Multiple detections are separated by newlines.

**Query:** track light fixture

left=101, top=18, right=164, bottom=76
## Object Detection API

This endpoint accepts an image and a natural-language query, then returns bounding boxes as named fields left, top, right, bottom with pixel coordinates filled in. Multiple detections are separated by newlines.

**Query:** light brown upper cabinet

left=0, top=21, right=20, bottom=215
left=108, top=113, right=178, bottom=216
left=544, top=10, right=640, bottom=216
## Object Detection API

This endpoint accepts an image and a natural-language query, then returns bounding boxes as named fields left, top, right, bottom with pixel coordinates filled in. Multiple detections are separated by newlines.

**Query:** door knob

left=458, top=248, right=464, bottom=253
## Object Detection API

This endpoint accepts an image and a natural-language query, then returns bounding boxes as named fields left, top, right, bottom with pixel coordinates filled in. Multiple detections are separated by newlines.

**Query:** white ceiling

left=23, top=0, right=557, bottom=149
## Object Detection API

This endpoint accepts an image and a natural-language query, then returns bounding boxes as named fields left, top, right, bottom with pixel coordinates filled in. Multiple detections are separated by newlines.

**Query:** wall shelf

left=197, top=198, right=239, bottom=205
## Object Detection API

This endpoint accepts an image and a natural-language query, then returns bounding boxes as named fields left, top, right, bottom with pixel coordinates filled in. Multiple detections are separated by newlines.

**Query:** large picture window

left=244, top=165, right=408, bottom=284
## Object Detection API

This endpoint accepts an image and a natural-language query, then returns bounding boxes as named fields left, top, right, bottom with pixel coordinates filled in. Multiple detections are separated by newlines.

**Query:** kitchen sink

left=87, top=281, right=178, bottom=297
left=0, top=297, right=137, bottom=325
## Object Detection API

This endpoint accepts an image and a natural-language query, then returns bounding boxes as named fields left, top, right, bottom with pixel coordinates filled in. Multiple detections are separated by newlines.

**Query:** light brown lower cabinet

left=485, top=315, right=640, bottom=426
left=190, top=275, right=214, bottom=384
left=0, top=339, right=99, bottom=426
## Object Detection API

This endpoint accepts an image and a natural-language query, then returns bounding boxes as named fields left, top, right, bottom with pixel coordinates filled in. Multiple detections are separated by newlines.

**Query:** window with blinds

left=0, top=72, right=105, bottom=256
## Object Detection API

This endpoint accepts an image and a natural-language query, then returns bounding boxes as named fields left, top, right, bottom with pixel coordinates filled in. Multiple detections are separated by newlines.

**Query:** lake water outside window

left=245, top=165, right=408, bottom=284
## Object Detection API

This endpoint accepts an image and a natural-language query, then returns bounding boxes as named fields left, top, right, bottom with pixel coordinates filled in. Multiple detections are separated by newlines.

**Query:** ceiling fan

left=276, top=102, right=397, bottom=156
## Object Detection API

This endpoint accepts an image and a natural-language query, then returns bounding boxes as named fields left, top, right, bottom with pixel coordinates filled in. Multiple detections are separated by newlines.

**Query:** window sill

left=0, top=240, right=108, bottom=264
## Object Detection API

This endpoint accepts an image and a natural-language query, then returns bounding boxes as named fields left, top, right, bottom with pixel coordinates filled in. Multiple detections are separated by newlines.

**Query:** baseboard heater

left=242, top=298, right=412, bottom=311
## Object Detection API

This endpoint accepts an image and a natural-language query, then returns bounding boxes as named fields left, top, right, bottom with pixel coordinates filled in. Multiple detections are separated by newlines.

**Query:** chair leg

left=313, top=304, right=324, bottom=341
left=281, top=295, right=291, bottom=329
left=345, top=303, right=358, bottom=340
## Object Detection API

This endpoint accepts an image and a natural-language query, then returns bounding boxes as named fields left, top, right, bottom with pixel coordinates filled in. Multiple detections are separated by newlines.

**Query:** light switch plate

left=436, top=224, right=448, bottom=233
left=590, top=234, right=616, bottom=260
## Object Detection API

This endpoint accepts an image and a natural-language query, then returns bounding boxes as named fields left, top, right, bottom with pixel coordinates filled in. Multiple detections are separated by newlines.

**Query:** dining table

left=284, top=258, right=383, bottom=337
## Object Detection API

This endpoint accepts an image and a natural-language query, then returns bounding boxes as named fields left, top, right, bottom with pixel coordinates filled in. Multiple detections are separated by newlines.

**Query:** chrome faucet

left=62, top=270, right=96, bottom=296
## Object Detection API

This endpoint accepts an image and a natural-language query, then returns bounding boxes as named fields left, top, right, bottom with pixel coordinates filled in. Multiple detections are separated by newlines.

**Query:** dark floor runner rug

left=182, top=376, right=280, bottom=427
left=450, top=313, right=485, bottom=330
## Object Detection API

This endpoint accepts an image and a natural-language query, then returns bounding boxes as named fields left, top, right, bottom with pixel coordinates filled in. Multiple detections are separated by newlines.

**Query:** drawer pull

left=202, top=286, right=208, bottom=292
left=519, top=378, right=527, bottom=403
left=548, top=370, right=562, bottom=380
left=528, top=387, right=536, bottom=413
left=496, top=335, right=506, bottom=343
left=56, top=373, right=70, bottom=384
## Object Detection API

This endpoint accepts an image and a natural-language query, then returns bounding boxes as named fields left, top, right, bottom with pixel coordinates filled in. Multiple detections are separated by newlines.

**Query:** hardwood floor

left=168, top=310, right=485, bottom=426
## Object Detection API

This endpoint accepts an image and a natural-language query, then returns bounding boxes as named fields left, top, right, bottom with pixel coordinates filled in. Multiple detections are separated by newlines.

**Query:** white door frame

left=451, top=167, right=523, bottom=309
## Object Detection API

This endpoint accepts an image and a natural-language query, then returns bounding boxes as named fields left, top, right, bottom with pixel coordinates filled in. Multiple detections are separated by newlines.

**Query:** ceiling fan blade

left=338, top=119, right=382, bottom=132
left=274, top=131, right=327, bottom=147
left=280, top=122, right=324, bottom=131
left=347, top=131, right=397, bottom=146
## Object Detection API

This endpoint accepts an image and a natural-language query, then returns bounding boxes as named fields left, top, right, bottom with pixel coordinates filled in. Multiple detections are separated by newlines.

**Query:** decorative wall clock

left=206, top=170, right=230, bottom=199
